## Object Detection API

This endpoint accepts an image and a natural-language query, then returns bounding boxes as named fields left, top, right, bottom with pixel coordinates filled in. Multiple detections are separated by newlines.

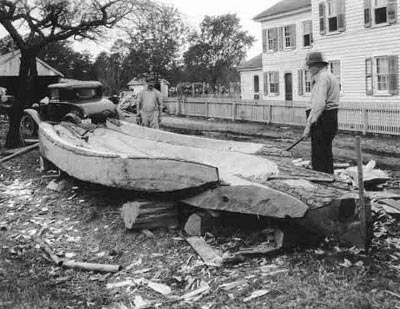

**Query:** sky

left=158, top=0, right=281, bottom=60
left=0, top=0, right=281, bottom=61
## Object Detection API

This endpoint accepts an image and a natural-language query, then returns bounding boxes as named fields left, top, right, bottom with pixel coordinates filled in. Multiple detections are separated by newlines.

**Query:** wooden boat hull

left=39, top=122, right=219, bottom=192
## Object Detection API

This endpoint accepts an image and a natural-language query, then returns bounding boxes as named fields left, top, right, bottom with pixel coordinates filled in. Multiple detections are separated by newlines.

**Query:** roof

left=0, top=50, right=64, bottom=77
left=48, top=81, right=102, bottom=89
left=253, top=0, right=311, bottom=21
left=237, top=54, right=262, bottom=71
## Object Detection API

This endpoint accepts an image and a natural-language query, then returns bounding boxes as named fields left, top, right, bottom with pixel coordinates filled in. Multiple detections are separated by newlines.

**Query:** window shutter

left=319, top=2, right=326, bottom=35
left=388, top=55, right=399, bottom=95
left=264, top=72, right=269, bottom=95
left=298, top=70, right=304, bottom=96
left=262, top=29, right=267, bottom=53
left=364, top=0, right=371, bottom=27
left=273, top=28, right=279, bottom=51
left=337, top=0, right=346, bottom=32
left=279, top=27, right=284, bottom=51
left=387, top=0, right=397, bottom=24
left=290, top=24, right=296, bottom=48
left=365, top=58, right=373, bottom=95
left=276, top=72, right=280, bottom=95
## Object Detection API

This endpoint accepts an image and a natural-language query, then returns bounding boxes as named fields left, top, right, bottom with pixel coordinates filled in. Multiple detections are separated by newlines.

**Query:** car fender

left=23, top=109, right=41, bottom=125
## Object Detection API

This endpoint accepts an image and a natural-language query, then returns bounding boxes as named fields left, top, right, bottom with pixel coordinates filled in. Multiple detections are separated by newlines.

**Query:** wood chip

left=181, top=281, right=210, bottom=301
left=147, top=281, right=172, bottom=295
left=243, top=289, right=270, bottom=302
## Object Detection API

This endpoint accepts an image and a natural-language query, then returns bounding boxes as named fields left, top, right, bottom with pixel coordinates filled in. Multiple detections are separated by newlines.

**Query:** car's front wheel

left=20, top=113, right=38, bottom=139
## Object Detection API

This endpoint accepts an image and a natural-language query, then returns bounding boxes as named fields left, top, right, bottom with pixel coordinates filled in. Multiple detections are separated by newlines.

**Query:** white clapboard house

left=239, top=0, right=399, bottom=106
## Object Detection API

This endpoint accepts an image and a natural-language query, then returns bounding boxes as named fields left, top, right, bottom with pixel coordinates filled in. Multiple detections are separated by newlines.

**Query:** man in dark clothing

left=303, top=51, right=340, bottom=174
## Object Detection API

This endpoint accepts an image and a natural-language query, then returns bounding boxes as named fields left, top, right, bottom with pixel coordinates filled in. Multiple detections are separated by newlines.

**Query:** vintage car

left=20, top=81, right=122, bottom=138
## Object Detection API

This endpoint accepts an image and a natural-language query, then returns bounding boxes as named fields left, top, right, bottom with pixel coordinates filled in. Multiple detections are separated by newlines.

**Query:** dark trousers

left=306, top=109, right=338, bottom=174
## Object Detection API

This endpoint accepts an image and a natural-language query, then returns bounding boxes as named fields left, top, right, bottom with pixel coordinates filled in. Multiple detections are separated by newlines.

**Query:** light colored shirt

left=306, top=68, right=340, bottom=124
left=137, top=89, right=163, bottom=112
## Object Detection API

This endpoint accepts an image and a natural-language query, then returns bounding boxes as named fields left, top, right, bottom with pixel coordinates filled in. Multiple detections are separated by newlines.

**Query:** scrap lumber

left=378, top=199, right=400, bottom=212
left=62, top=261, right=121, bottom=273
left=121, top=201, right=178, bottom=230
left=267, top=175, right=334, bottom=183
left=0, top=143, right=39, bottom=163
left=35, top=235, right=121, bottom=272
left=186, top=236, right=223, bottom=267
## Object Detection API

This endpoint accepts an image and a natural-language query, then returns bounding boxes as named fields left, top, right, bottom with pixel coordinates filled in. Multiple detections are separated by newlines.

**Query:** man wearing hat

left=137, top=77, right=163, bottom=129
left=303, top=51, right=340, bottom=174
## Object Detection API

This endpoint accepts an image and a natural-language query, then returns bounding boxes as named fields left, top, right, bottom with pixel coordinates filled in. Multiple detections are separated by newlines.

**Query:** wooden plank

left=181, top=184, right=309, bottom=219
left=379, top=199, right=400, bottom=212
left=356, top=136, right=371, bottom=251
left=186, top=236, right=223, bottom=267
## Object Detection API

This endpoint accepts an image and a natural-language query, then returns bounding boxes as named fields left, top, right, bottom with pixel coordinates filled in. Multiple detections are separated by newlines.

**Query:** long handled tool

left=285, top=136, right=305, bottom=151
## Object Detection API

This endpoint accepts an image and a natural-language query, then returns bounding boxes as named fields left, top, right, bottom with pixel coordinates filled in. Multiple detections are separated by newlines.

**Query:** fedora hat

left=305, top=51, right=328, bottom=66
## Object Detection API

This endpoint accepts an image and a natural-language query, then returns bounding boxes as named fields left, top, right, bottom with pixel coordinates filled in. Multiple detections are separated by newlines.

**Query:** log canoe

left=39, top=121, right=279, bottom=192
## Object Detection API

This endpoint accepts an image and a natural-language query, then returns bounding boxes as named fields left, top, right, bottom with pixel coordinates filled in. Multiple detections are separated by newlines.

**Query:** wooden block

left=184, top=212, right=215, bottom=236
left=121, top=201, right=178, bottom=230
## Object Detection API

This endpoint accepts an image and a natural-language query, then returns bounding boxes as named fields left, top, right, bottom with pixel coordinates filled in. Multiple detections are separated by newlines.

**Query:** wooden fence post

left=205, top=99, right=209, bottom=118
left=268, top=105, right=273, bottom=124
left=232, top=101, right=236, bottom=122
left=355, top=136, right=372, bottom=252
left=362, top=103, right=368, bottom=135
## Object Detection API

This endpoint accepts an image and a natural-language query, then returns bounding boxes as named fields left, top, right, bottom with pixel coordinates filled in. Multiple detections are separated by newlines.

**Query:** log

left=0, top=143, right=39, bottom=163
left=62, top=261, right=122, bottom=273
left=121, top=201, right=178, bottom=230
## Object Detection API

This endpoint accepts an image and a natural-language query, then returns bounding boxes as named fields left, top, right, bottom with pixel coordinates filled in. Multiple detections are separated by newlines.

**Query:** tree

left=183, top=14, right=255, bottom=90
left=0, top=0, right=143, bottom=148
left=124, top=2, right=189, bottom=81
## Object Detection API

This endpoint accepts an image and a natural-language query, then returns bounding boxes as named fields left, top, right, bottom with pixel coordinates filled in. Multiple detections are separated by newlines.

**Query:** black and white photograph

left=0, top=0, right=399, bottom=308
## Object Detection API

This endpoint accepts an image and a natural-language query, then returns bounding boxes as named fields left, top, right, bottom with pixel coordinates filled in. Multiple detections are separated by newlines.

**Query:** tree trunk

left=5, top=50, right=38, bottom=148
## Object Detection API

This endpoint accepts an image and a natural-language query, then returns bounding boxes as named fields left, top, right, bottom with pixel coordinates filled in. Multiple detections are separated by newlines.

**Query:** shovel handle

left=286, top=137, right=305, bottom=151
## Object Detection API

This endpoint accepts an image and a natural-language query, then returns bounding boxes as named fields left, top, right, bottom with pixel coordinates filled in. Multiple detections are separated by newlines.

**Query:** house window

left=374, top=0, right=388, bottom=24
left=267, top=28, right=278, bottom=51
left=282, top=25, right=296, bottom=49
left=284, top=26, right=291, bottom=48
left=254, top=75, right=260, bottom=93
left=329, top=60, right=342, bottom=90
left=320, top=0, right=346, bottom=33
left=376, top=57, right=389, bottom=91
left=327, top=0, right=338, bottom=32
left=303, top=21, right=313, bottom=47
left=365, top=0, right=397, bottom=27
left=304, top=70, right=312, bottom=93
left=365, top=55, right=399, bottom=95
left=268, top=72, right=279, bottom=94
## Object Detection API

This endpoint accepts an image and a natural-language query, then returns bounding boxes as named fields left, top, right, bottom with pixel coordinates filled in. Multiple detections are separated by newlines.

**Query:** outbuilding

left=0, top=50, right=63, bottom=102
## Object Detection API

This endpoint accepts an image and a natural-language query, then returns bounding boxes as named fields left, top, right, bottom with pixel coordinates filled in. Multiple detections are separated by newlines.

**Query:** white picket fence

left=164, top=97, right=400, bottom=136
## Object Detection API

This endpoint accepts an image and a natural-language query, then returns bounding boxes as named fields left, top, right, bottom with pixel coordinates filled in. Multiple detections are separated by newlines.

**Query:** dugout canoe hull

left=39, top=122, right=220, bottom=192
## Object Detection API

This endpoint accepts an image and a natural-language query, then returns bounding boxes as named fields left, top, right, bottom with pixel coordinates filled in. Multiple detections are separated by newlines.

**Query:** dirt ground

left=0, top=116, right=399, bottom=309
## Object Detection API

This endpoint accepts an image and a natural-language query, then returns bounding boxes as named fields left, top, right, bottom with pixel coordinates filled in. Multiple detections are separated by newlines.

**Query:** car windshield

left=51, top=87, right=102, bottom=102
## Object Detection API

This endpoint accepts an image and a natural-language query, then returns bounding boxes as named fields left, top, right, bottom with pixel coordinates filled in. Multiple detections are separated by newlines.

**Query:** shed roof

left=127, top=78, right=169, bottom=86
left=253, top=0, right=311, bottom=21
left=0, top=50, right=64, bottom=77
left=48, top=81, right=102, bottom=89
left=237, top=54, right=262, bottom=71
